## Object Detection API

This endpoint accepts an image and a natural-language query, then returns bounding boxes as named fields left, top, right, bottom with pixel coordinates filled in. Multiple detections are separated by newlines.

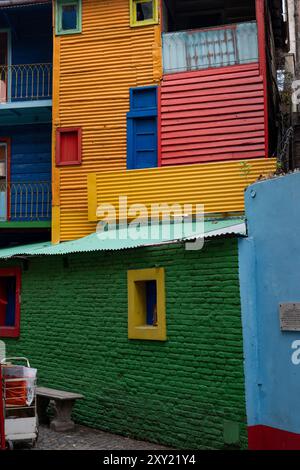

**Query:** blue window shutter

left=127, top=118, right=135, bottom=170
left=127, top=86, right=158, bottom=170
left=146, top=280, right=157, bottom=326
left=131, top=117, right=157, bottom=169
left=130, top=87, right=158, bottom=111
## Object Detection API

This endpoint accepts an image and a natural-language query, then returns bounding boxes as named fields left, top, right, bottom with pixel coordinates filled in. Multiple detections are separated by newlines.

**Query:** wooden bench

left=37, top=387, right=84, bottom=432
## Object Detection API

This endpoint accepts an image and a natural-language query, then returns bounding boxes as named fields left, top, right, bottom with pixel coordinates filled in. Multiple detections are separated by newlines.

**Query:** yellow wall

left=87, top=158, right=277, bottom=222
left=52, top=0, right=162, bottom=242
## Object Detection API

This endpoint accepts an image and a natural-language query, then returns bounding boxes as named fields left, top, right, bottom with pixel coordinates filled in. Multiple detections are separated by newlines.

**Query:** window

left=56, top=0, right=82, bottom=35
left=0, top=268, right=21, bottom=338
left=128, top=268, right=166, bottom=341
left=56, top=127, right=82, bottom=166
left=161, top=1, right=257, bottom=73
left=145, top=280, right=157, bottom=325
left=162, top=0, right=256, bottom=33
left=127, top=87, right=158, bottom=169
left=130, top=0, right=158, bottom=27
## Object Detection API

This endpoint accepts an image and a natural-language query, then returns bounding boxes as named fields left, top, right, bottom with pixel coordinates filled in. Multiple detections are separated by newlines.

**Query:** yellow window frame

left=130, top=0, right=159, bottom=27
left=128, top=267, right=166, bottom=341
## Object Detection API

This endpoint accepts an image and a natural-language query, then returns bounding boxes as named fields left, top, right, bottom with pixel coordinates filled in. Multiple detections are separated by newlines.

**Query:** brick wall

left=3, top=239, right=247, bottom=449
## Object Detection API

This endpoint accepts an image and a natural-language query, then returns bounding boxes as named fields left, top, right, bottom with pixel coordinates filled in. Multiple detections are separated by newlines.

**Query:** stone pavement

left=33, top=425, right=170, bottom=450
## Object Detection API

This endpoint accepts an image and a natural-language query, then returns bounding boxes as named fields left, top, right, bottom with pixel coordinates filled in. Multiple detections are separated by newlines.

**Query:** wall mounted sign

left=280, top=303, right=300, bottom=331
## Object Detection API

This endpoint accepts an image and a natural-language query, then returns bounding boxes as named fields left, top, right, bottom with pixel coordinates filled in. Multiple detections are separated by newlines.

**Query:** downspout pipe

left=295, top=0, right=300, bottom=76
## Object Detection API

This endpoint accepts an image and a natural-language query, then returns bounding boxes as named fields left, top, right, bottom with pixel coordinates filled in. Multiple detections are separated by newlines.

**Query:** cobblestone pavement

left=32, top=425, right=170, bottom=450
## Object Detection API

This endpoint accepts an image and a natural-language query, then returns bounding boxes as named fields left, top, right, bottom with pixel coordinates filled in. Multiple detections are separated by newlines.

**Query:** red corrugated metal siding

left=160, top=63, right=266, bottom=166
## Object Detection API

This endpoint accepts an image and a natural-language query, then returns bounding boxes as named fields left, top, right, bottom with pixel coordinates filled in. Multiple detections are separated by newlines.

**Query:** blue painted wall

left=0, top=124, right=51, bottom=221
left=239, top=172, right=300, bottom=436
left=7, top=124, right=51, bottom=183
left=0, top=4, right=52, bottom=101
left=0, top=4, right=52, bottom=65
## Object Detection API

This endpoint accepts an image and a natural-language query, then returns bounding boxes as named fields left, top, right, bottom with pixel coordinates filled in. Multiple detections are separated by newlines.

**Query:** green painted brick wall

left=2, top=238, right=247, bottom=449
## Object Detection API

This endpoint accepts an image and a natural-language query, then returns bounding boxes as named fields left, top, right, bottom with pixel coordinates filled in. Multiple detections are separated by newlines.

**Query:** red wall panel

left=160, top=63, right=266, bottom=166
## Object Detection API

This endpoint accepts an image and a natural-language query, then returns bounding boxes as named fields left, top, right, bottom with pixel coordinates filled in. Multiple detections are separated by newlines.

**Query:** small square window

left=62, top=5, right=78, bottom=30
left=56, top=127, right=82, bottom=166
left=130, top=0, right=158, bottom=27
left=0, top=268, right=21, bottom=338
left=137, top=1, right=153, bottom=21
left=128, top=268, right=166, bottom=341
left=56, top=0, right=82, bottom=35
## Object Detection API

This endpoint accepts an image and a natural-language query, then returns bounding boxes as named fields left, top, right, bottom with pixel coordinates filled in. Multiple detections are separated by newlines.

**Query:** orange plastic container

left=5, top=378, right=27, bottom=407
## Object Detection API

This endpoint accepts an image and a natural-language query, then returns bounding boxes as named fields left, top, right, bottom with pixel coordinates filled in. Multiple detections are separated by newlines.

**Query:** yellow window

left=128, top=268, right=166, bottom=341
left=130, top=0, right=159, bottom=27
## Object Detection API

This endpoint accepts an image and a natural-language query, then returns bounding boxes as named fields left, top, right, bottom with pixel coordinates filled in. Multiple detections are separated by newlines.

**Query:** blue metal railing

left=0, top=63, right=52, bottom=103
left=162, top=21, right=258, bottom=74
left=0, top=181, right=51, bottom=221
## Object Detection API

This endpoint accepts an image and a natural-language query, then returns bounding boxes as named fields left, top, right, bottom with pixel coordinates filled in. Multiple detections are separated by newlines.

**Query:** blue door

left=131, top=117, right=157, bottom=169
left=127, top=86, right=158, bottom=170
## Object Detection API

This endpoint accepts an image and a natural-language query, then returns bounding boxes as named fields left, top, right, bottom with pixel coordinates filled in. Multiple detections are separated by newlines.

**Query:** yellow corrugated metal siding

left=87, top=158, right=277, bottom=222
left=53, top=0, right=162, bottom=242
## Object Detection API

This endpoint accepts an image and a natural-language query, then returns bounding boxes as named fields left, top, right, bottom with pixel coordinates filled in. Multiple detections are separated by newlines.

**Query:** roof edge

left=0, top=219, right=246, bottom=259
left=0, top=0, right=51, bottom=8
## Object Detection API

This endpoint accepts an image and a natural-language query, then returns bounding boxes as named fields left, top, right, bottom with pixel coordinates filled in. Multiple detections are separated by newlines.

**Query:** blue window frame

left=127, top=86, right=158, bottom=170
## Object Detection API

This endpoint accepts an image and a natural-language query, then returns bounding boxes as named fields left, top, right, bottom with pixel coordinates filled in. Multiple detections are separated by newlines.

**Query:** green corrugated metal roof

left=0, top=218, right=246, bottom=259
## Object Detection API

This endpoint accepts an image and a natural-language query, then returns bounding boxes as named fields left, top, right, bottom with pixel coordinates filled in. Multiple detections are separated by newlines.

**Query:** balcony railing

left=0, top=181, right=51, bottom=221
left=0, top=63, right=52, bottom=103
left=162, top=21, right=258, bottom=74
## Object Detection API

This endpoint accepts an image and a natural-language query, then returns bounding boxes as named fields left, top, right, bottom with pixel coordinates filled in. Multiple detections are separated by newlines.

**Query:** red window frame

left=0, top=137, right=11, bottom=220
left=56, top=127, right=82, bottom=166
left=0, top=267, right=21, bottom=338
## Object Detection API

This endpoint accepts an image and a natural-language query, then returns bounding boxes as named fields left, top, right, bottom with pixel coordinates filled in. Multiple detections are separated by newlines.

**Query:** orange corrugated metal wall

left=160, top=63, right=266, bottom=166
left=52, top=0, right=162, bottom=242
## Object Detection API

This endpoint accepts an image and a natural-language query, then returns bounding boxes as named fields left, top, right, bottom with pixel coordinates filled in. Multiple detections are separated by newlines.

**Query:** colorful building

left=1, top=226, right=248, bottom=449
left=0, top=0, right=291, bottom=449
left=51, top=0, right=284, bottom=243
left=0, top=0, right=52, bottom=246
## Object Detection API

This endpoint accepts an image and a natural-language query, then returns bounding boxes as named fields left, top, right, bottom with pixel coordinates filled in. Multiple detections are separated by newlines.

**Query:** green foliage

left=279, top=71, right=294, bottom=106
left=240, top=161, right=252, bottom=184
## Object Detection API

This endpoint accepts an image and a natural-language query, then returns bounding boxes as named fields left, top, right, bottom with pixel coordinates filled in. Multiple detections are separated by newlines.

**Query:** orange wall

left=52, top=0, right=162, bottom=242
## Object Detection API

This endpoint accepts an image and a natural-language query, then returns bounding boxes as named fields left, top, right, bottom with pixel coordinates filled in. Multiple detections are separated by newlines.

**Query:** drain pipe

left=295, top=0, right=300, bottom=76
